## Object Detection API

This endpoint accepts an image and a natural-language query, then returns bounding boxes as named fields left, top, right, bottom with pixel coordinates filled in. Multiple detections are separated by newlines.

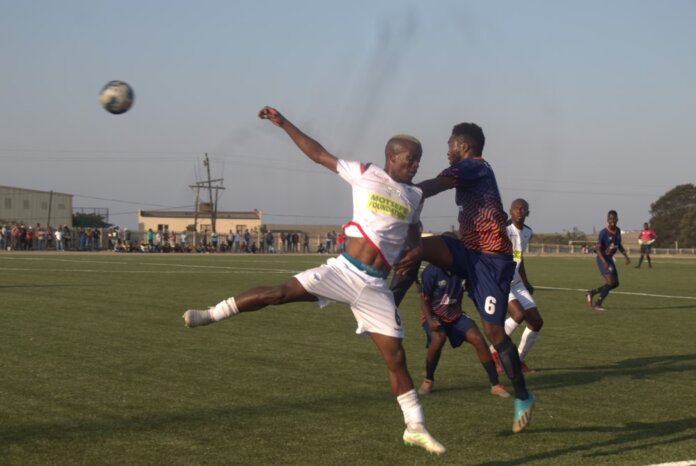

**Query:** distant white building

left=0, top=185, right=73, bottom=227
left=137, top=208, right=262, bottom=234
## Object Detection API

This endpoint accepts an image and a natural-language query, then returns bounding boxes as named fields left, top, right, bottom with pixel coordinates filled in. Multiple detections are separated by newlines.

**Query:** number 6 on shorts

left=484, top=296, right=497, bottom=315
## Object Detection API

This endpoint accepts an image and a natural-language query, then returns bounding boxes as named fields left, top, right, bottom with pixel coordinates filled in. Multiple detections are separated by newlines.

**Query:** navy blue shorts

left=422, top=314, right=477, bottom=348
left=596, top=256, right=618, bottom=277
left=441, top=236, right=515, bottom=325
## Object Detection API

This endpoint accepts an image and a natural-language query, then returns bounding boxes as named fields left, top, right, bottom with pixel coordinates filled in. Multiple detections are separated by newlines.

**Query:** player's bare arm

left=405, top=222, right=422, bottom=251
left=394, top=243, right=422, bottom=275
left=258, top=106, right=338, bottom=173
left=420, top=293, right=441, bottom=331
left=519, top=261, right=534, bottom=294
left=595, top=242, right=609, bottom=268
left=392, top=222, right=425, bottom=274
left=618, top=244, right=631, bottom=265
left=417, top=175, right=457, bottom=199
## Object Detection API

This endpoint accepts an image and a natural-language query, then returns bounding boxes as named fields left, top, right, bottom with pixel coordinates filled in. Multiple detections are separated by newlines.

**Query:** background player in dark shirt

left=586, top=210, right=631, bottom=311
left=416, top=263, right=510, bottom=398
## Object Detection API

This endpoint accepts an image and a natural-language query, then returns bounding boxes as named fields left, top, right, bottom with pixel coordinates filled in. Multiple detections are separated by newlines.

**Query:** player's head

left=643, top=222, right=649, bottom=229
left=385, top=134, right=422, bottom=183
left=607, top=210, right=618, bottom=228
left=448, top=122, right=485, bottom=165
left=509, top=198, right=530, bottom=226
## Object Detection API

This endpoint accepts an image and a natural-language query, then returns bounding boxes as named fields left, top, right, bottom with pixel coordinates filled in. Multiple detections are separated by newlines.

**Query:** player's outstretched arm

left=417, top=176, right=457, bottom=199
left=258, top=106, right=338, bottom=173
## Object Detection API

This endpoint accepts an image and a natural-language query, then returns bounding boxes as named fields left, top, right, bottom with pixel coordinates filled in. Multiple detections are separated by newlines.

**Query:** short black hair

left=452, top=122, right=485, bottom=155
left=511, top=198, right=529, bottom=209
left=385, top=134, right=422, bottom=158
left=608, top=210, right=618, bottom=217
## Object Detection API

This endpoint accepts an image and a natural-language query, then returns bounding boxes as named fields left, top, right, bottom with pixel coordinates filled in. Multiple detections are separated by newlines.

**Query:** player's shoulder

left=340, top=159, right=373, bottom=172
left=506, top=222, right=531, bottom=234
left=341, top=160, right=389, bottom=183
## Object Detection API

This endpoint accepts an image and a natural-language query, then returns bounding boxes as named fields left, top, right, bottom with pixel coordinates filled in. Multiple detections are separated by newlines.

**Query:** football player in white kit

left=491, top=199, right=544, bottom=373
left=183, top=106, right=446, bottom=455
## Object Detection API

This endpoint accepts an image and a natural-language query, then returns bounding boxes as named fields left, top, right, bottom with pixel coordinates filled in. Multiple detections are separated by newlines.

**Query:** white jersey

left=506, top=223, right=533, bottom=286
left=338, top=159, right=423, bottom=267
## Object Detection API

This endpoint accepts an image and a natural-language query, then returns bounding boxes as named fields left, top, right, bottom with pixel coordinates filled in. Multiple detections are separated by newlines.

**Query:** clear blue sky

left=2, top=0, right=694, bottom=233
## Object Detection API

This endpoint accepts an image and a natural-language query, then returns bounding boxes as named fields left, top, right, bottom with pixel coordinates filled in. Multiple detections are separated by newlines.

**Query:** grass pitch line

left=538, top=285, right=696, bottom=301
left=0, top=256, right=299, bottom=274
left=144, top=261, right=299, bottom=273
left=644, top=461, right=696, bottom=466
left=0, top=255, right=308, bottom=272
left=0, top=256, right=135, bottom=266
left=0, top=267, right=295, bottom=274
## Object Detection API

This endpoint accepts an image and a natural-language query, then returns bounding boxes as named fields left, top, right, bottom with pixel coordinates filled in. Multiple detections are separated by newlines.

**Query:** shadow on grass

left=0, top=394, right=374, bottom=446
left=481, top=417, right=696, bottom=465
left=532, top=354, right=696, bottom=390
left=629, top=304, right=696, bottom=311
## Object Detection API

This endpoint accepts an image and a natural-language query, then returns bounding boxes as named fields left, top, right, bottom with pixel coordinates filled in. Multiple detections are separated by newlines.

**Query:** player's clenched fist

left=258, top=106, right=285, bottom=127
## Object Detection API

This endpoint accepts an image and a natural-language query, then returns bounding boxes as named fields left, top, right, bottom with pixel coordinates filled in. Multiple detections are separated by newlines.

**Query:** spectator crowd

left=0, top=223, right=343, bottom=255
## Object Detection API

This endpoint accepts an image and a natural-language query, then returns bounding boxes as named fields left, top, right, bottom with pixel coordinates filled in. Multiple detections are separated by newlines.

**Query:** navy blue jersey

left=438, top=158, right=511, bottom=254
left=598, top=227, right=623, bottom=259
left=420, top=264, right=465, bottom=324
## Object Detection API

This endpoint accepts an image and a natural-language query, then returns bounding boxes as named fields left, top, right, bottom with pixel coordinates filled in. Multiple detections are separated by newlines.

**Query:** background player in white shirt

left=492, top=199, right=544, bottom=373
left=182, top=106, right=446, bottom=455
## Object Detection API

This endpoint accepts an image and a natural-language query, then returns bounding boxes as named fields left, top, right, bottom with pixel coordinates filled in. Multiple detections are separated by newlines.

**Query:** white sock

left=210, top=297, right=239, bottom=322
left=397, top=389, right=425, bottom=430
left=518, top=327, right=539, bottom=361
left=505, top=317, right=520, bottom=336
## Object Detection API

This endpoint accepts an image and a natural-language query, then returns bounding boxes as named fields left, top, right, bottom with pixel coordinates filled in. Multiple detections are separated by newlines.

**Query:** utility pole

left=47, top=190, right=53, bottom=228
left=203, top=153, right=216, bottom=233
left=192, top=185, right=200, bottom=232
left=190, top=154, right=225, bottom=235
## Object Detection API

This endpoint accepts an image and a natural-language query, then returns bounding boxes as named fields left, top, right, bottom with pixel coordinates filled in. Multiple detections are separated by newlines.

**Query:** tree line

left=649, top=183, right=696, bottom=248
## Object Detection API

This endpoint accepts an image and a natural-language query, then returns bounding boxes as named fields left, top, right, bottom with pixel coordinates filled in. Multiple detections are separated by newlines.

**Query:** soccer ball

left=99, top=80, right=134, bottom=114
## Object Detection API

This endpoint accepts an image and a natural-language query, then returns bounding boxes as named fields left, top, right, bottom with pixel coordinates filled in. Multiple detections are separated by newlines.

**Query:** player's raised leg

left=183, top=277, right=315, bottom=327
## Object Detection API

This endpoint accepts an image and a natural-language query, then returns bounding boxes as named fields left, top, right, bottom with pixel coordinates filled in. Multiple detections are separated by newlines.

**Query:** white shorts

left=294, top=255, right=404, bottom=338
left=508, top=281, right=537, bottom=311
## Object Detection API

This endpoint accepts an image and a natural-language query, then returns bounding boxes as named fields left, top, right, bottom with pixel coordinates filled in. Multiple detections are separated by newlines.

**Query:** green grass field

left=1, top=252, right=695, bottom=465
